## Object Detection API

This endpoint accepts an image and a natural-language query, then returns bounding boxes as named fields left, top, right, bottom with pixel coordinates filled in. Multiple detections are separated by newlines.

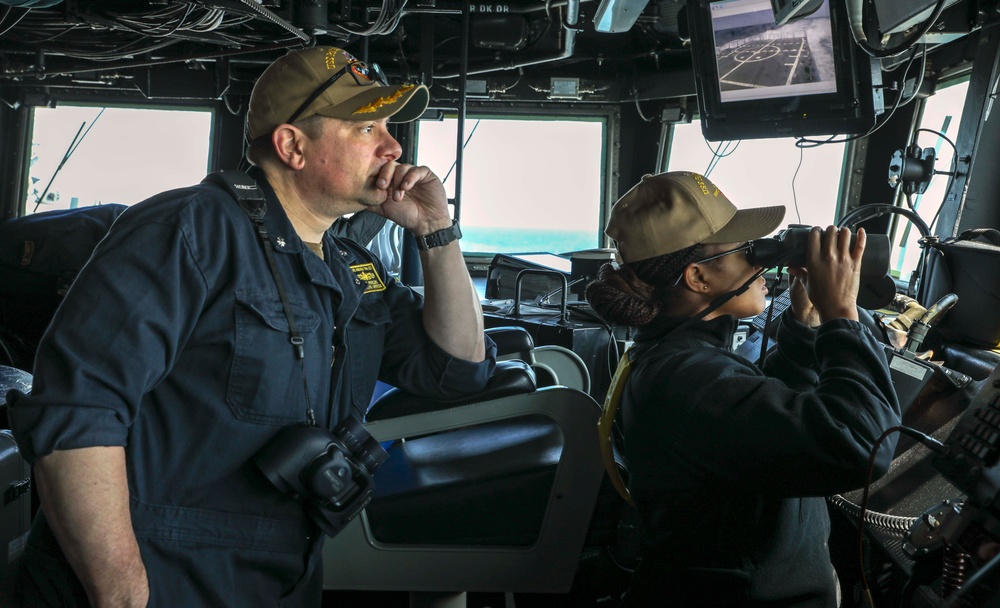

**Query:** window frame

left=884, top=75, right=971, bottom=282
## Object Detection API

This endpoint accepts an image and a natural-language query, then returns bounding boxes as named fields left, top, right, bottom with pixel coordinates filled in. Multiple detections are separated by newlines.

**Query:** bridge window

left=416, top=116, right=605, bottom=255
left=666, top=123, right=846, bottom=229
left=26, top=105, right=212, bottom=215
left=891, top=78, right=969, bottom=283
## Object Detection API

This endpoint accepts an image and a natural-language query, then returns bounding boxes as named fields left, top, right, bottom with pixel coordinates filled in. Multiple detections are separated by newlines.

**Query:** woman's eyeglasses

left=672, top=242, right=754, bottom=286
left=286, top=60, right=389, bottom=125
left=690, top=242, right=753, bottom=265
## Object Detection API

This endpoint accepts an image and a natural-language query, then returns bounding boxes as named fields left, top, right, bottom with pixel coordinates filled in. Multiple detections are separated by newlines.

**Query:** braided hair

left=585, top=244, right=706, bottom=327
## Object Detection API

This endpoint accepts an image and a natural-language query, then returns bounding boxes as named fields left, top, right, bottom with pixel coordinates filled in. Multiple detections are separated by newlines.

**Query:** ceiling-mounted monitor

left=687, top=0, right=884, bottom=141
left=770, top=0, right=825, bottom=26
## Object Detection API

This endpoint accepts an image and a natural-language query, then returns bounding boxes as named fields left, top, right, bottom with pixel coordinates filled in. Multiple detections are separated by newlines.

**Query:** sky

left=416, top=117, right=604, bottom=234
left=28, top=105, right=211, bottom=213
left=667, top=121, right=844, bottom=229
left=30, top=107, right=604, bottom=239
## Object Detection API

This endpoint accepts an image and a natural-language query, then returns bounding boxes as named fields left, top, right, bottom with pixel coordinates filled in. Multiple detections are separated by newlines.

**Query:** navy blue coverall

left=6, top=168, right=496, bottom=606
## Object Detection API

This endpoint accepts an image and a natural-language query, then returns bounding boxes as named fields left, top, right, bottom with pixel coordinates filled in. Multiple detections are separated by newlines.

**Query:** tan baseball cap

left=606, top=172, right=785, bottom=263
left=246, top=46, right=430, bottom=141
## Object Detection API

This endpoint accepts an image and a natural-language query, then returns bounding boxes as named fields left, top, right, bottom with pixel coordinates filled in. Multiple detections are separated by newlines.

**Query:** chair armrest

left=366, top=360, right=537, bottom=422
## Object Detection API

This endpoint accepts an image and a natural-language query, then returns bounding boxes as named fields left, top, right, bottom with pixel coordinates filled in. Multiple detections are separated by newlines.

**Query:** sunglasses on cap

left=286, top=60, right=390, bottom=125
left=672, top=242, right=754, bottom=286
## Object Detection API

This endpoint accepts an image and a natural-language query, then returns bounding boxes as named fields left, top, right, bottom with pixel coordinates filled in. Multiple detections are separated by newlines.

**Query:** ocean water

left=461, top=226, right=597, bottom=255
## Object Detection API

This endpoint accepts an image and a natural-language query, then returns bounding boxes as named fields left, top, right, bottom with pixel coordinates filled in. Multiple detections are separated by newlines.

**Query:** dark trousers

left=3, top=513, right=324, bottom=608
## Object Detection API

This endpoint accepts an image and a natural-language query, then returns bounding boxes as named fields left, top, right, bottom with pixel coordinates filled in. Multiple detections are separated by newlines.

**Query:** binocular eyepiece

left=748, top=225, right=891, bottom=278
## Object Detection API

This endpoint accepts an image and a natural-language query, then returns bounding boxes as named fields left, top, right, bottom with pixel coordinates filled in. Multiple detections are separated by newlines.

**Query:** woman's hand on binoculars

left=801, top=226, right=864, bottom=323
left=785, top=274, right=821, bottom=328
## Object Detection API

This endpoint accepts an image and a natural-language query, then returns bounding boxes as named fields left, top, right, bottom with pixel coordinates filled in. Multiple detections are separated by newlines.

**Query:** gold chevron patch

left=352, top=85, right=415, bottom=115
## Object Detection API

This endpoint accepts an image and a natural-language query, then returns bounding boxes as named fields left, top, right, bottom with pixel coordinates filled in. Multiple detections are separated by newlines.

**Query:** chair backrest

left=324, top=383, right=604, bottom=595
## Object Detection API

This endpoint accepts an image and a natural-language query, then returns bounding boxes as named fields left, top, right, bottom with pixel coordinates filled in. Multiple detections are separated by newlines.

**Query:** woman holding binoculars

left=586, top=171, right=901, bottom=608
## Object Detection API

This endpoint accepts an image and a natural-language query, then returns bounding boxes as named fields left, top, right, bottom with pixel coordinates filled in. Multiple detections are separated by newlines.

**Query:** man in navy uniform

left=7, top=46, right=495, bottom=607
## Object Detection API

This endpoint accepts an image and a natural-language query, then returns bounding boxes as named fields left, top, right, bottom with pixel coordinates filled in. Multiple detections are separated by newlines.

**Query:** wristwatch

left=415, top=220, right=462, bottom=250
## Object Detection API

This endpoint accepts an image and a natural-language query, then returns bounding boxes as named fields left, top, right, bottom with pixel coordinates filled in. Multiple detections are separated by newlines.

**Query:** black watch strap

left=415, top=220, right=462, bottom=250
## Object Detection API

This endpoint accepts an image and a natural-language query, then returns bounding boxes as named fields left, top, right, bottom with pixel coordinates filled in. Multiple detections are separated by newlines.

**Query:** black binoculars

left=748, top=225, right=891, bottom=278
left=256, top=416, right=389, bottom=538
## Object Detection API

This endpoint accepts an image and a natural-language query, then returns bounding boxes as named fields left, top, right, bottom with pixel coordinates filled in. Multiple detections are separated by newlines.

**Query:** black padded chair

left=0, top=366, right=33, bottom=583
left=322, top=358, right=605, bottom=605
left=0, top=366, right=31, bottom=430
left=489, top=325, right=591, bottom=394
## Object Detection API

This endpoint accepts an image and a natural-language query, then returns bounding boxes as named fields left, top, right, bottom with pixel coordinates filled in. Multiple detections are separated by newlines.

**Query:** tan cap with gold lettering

left=606, top=172, right=785, bottom=263
left=247, top=46, right=429, bottom=141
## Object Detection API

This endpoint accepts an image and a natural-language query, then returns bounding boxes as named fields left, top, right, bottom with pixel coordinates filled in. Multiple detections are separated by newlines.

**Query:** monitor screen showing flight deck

left=708, top=0, right=837, bottom=103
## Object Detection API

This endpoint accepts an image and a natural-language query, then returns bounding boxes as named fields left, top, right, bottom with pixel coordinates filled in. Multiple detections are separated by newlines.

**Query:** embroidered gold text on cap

left=325, top=48, right=341, bottom=70
left=692, top=173, right=719, bottom=197
left=353, top=85, right=415, bottom=115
